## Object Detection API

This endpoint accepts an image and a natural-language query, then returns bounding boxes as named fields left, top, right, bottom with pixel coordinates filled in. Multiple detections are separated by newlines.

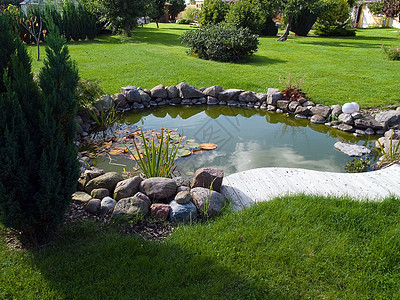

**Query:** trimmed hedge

left=180, top=23, right=259, bottom=62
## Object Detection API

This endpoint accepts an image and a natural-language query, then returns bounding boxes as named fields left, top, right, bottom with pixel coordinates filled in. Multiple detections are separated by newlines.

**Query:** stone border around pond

left=76, top=82, right=400, bottom=142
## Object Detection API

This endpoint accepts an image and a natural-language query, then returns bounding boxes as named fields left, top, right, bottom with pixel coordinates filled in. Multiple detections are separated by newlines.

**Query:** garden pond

left=91, top=106, right=380, bottom=177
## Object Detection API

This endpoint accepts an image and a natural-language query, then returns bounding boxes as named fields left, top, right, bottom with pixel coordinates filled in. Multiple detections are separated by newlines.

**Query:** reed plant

left=376, top=130, right=400, bottom=168
left=127, top=127, right=182, bottom=178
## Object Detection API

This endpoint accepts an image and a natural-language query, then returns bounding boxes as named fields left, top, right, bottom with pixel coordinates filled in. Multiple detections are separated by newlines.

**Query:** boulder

left=191, top=167, right=224, bottom=192
left=331, top=104, right=342, bottom=117
left=167, top=85, right=179, bottom=99
left=334, top=142, right=371, bottom=157
left=354, top=118, right=383, bottom=130
left=310, top=115, right=326, bottom=124
left=169, top=200, right=197, bottom=223
left=140, top=177, right=177, bottom=203
left=139, top=90, right=151, bottom=103
left=85, top=172, right=123, bottom=194
left=113, top=176, right=143, bottom=201
left=288, top=101, right=300, bottom=112
left=207, top=96, right=219, bottom=105
left=177, top=82, right=204, bottom=98
left=267, top=88, right=283, bottom=106
left=72, top=191, right=92, bottom=204
left=255, top=92, right=268, bottom=102
left=337, top=124, right=354, bottom=132
left=112, top=195, right=149, bottom=219
left=294, top=106, right=312, bottom=116
left=91, top=188, right=110, bottom=199
left=93, top=94, right=113, bottom=113
left=150, top=84, right=168, bottom=98
left=175, top=191, right=191, bottom=204
left=113, top=93, right=128, bottom=109
left=190, top=187, right=225, bottom=217
left=311, top=105, right=332, bottom=119
left=177, top=186, right=190, bottom=193
left=375, top=110, right=400, bottom=128
left=238, top=91, right=258, bottom=103
left=218, top=89, right=243, bottom=102
left=125, top=88, right=141, bottom=103
left=78, top=168, right=106, bottom=191
left=302, top=100, right=315, bottom=107
left=85, top=199, right=101, bottom=214
left=338, top=113, right=354, bottom=125
left=132, top=191, right=152, bottom=207
left=276, top=100, right=290, bottom=111
left=203, top=85, right=223, bottom=97
left=150, top=203, right=170, bottom=220
left=100, top=196, right=117, bottom=214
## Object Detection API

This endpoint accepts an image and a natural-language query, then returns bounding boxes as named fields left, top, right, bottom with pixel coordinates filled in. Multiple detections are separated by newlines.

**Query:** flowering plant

left=381, top=44, right=400, bottom=61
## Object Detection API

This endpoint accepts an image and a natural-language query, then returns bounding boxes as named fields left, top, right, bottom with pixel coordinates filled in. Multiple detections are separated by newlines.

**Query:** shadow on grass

left=296, top=35, right=398, bottom=48
left=29, top=222, right=283, bottom=299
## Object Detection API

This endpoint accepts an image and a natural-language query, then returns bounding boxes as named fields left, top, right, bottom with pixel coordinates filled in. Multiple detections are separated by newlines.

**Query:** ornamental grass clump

left=127, top=127, right=182, bottom=178
left=381, top=44, right=400, bottom=61
left=180, top=23, right=259, bottom=62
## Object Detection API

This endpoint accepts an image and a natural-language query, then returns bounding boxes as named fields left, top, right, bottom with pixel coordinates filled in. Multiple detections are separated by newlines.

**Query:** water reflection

left=95, top=106, right=378, bottom=176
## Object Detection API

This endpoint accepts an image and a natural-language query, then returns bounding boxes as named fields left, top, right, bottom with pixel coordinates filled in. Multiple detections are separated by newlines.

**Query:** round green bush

left=180, top=23, right=259, bottom=62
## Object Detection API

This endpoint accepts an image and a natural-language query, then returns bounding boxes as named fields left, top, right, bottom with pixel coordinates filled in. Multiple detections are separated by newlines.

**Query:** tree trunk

left=156, top=21, right=159, bottom=28
left=277, top=22, right=291, bottom=41
left=291, top=10, right=317, bottom=36
left=36, top=39, right=40, bottom=61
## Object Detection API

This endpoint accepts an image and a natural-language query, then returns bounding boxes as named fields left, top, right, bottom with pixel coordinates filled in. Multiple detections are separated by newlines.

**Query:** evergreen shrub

left=180, top=23, right=259, bottom=62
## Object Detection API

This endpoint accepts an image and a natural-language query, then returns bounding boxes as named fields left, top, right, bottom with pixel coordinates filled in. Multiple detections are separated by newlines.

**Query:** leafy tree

left=199, top=0, right=230, bottom=26
left=97, top=0, right=146, bottom=35
left=277, top=0, right=326, bottom=41
left=382, top=0, right=400, bottom=21
left=182, top=6, right=200, bottom=21
left=225, top=0, right=279, bottom=36
left=168, top=0, right=185, bottom=21
left=0, top=16, right=79, bottom=243
left=147, top=0, right=165, bottom=28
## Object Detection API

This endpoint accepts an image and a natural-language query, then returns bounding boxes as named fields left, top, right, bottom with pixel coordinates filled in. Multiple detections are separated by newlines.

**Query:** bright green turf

left=2, top=195, right=400, bottom=299
left=29, top=24, right=400, bottom=108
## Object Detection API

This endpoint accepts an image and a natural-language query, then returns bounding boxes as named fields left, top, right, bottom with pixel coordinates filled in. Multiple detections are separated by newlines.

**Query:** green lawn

left=30, top=23, right=400, bottom=108
left=2, top=195, right=400, bottom=299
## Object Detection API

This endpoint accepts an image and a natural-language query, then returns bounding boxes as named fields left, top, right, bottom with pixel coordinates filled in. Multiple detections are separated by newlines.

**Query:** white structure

left=352, top=0, right=400, bottom=29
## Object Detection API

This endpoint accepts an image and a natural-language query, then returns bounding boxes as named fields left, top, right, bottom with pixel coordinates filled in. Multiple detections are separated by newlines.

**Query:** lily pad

left=200, top=143, right=218, bottom=150
left=177, top=148, right=192, bottom=157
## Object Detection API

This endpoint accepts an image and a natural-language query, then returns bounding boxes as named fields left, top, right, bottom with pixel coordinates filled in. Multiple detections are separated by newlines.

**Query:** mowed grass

left=2, top=195, right=400, bottom=299
left=29, top=23, right=400, bottom=108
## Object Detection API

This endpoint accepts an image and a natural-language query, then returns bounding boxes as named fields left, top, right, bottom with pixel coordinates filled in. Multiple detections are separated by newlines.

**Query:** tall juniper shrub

left=0, top=16, right=79, bottom=243
left=180, top=23, right=259, bottom=62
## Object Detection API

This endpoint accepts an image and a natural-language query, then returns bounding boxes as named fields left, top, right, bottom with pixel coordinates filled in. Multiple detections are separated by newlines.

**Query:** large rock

left=276, top=100, right=290, bottom=111
left=191, top=168, right=224, bottom=192
left=169, top=200, right=197, bottom=223
left=150, top=203, right=170, bottom=220
left=203, top=85, right=223, bottom=97
left=238, top=91, right=258, bottom=103
left=288, top=101, right=300, bottom=112
left=166, top=85, right=179, bottom=99
left=190, top=187, right=224, bottom=217
left=78, top=168, right=106, bottom=190
left=310, top=115, right=326, bottom=124
left=112, top=195, right=149, bottom=219
left=331, top=104, right=342, bottom=117
left=218, top=89, right=243, bottom=102
left=113, top=93, right=128, bottom=109
left=294, top=106, right=312, bottom=116
left=174, top=191, right=191, bottom=204
left=93, top=95, right=113, bottom=113
left=337, top=124, right=355, bottom=132
left=101, top=196, right=117, bottom=214
left=72, top=192, right=92, bottom=204
left=85, top=199, right=101, bottom=214
left=140, top=177, right=177, bottom=203
left=91, top=188, right=110, bottom=199
left=311, top=105, right=332, bottom=119
left=375, top=111, right=400, bottom=128
left=255, top=92, right=268, bottom=102
left=334, top=142, right=371, bottom=157
left=177, top=82, right=204, bottom=98
left=354, top=117, right=383, bottom=130
left=338, top=113, right=354, bottom=125
left=150, top=84, right=168, bottom=99
left=85, top=172, right=123, bottom=194
left=113, top=176, right=143, bottom=201
left=267, top=88, right=283, bottom=106
left=139, top=90, right=151, bottom=103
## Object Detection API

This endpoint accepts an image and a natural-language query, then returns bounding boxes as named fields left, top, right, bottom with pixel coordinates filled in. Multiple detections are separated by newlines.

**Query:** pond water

left=93, top=106, right=379, bottom=177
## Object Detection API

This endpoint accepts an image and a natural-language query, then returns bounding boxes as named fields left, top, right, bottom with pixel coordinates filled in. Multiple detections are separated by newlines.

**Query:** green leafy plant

left=381, top=44, right=400, bottom=61
left=376, top=131, right=400, bottom=168
left=177, top=18, right=194, bottom=24
left=90, top=103, right=120, bottom=137
left=76, top=78, right=105, bottom=109
left=180, top=23, right=259, bottom=62
left=345, top=157, right=370, bottom=173
left=126, top=127, right=182, bottom=178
